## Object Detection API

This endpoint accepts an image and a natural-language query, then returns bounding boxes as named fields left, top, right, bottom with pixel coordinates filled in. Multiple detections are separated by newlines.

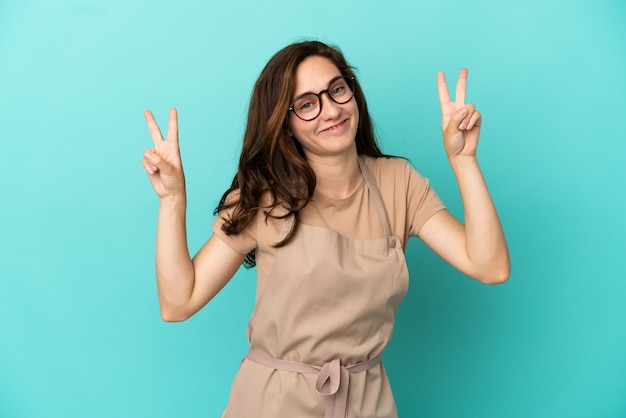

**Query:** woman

left=142, top=41, right=509, bottom=417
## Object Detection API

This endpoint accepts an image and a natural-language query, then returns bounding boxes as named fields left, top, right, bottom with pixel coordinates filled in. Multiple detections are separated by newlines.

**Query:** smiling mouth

left=320, top=119, right=348, bottom=133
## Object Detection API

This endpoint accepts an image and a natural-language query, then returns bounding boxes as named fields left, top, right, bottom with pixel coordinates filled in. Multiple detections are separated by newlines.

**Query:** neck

left=306, top=151, right=362, bottom=200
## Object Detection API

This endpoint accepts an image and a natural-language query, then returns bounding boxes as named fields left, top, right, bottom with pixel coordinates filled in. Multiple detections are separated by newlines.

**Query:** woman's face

left=287, top=56, right=359, bottom=160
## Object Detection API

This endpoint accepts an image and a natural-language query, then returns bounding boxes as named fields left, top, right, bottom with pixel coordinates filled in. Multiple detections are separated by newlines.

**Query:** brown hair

left=215, top=40, right=390, bottom=267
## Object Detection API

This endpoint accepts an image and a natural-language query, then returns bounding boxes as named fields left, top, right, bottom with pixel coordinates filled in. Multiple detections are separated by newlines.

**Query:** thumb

left=444, top=107, right=468, bottom=137
left=144, top=150, right=175, bottom=175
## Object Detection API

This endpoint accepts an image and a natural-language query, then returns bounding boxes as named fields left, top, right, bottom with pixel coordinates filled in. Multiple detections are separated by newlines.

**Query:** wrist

left=448, top=154, right=478, bottom=169
left=159, top=192, right=187, bottom=211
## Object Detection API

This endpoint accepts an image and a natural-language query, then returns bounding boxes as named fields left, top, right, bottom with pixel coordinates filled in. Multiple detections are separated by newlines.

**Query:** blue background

left=1, top=0, right=625, bottom=416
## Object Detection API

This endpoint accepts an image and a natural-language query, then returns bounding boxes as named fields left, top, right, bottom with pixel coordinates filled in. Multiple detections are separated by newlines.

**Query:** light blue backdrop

left=1, top=0, right=625, bottom=417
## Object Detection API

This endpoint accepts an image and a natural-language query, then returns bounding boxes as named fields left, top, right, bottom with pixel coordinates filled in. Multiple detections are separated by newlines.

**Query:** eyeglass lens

left=291, top=76, right=354, bottom=121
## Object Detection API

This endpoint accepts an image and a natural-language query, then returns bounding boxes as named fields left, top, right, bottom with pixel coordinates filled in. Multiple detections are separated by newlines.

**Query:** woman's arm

left=417, top=70, right=510, bottom=284
left=154, top=197, right=245, bottom=322
left=142, top=109, right=245, bottom=321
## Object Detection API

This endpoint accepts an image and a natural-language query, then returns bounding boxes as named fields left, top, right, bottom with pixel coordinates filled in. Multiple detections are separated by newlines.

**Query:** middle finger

left=455, top=68, right=468, bottom=105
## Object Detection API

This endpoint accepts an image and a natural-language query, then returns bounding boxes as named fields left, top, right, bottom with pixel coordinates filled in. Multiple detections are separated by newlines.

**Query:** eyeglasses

left=288, top=75, right=356, bottom=121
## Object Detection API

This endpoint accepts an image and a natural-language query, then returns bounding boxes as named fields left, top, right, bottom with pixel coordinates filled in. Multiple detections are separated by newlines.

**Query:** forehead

left=293, top=56, right=342, bottom=95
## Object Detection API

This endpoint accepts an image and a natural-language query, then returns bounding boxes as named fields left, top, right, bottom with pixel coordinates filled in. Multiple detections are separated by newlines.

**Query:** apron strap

left=247, top=350, right=381, bottom=418
left=358, top=157, right=393, bottom=238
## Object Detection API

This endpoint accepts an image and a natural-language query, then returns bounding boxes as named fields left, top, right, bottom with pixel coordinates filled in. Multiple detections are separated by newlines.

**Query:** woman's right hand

left=142, top=108, right=186, bottom=200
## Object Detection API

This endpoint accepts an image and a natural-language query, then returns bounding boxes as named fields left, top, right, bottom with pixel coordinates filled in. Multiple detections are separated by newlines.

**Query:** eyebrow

left=291, top=75, right=344, bottom=101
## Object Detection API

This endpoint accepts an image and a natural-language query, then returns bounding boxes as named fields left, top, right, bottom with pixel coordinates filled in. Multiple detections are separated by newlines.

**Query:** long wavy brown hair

left=215, top=40, right=390, bottom=267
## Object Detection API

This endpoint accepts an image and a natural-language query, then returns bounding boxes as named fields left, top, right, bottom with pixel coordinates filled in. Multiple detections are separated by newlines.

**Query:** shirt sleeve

left=211, top=193, right=258, bottom=255
left=404, top=161, right=446, bottom=236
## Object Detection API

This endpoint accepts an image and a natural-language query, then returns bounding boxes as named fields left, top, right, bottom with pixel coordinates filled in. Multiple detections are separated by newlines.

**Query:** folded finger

left=142, top=158, right=158, bottom=175
left=458, top=104, right=475, bottom=130
left=466, top=109, right=482, bottom=130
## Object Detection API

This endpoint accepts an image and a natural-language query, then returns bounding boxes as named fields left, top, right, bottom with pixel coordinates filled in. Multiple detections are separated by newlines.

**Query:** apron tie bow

left=315, top=358, right=351, bottom=418
left=247, top=350, right=381, bottom=418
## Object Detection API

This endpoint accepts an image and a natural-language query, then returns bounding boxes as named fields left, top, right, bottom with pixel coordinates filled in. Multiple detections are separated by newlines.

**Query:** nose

left=319, top=92, right=341, bottom=120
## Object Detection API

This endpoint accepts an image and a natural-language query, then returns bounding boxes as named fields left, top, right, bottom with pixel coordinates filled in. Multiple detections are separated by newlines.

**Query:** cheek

left=348, top=98, right=359, bottom=116
left=351, top=101, right=360, bottom=126
left=288, top=118, right=311, bottom=140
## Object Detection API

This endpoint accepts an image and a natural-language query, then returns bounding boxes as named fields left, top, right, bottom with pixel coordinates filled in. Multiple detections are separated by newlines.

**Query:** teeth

left=327, top=121, right=343, bottom=131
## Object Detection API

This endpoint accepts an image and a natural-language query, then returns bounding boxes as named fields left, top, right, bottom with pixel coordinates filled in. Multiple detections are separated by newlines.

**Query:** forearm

left=450, top=156, right=510, bottom=281
left=155, top=195, right=195, bottom=310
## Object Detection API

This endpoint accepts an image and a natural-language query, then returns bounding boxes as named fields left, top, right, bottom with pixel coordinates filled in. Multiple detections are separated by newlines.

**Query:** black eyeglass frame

left=287, top=75, right=356, bottom=121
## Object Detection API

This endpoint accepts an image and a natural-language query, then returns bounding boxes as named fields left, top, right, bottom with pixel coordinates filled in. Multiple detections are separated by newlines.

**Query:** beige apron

left=223, top=158, right=409, bottom=418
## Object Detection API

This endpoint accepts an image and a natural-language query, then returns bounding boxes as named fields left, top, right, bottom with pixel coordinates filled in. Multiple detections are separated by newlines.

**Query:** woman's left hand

left=437, top=68, right=482, bottom=158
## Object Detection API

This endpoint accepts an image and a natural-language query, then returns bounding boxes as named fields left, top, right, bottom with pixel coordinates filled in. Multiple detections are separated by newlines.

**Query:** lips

left=319, top=118, right=348, bottom=134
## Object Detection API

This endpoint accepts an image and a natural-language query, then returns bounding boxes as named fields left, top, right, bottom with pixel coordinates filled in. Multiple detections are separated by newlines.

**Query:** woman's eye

left=299, top=101, right=316, bottom=111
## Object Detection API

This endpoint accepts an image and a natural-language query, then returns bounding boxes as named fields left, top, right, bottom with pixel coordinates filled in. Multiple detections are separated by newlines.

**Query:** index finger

left=455, top=68, right=468, bottom=105
left=166, top=108, right=178, bottom=143
left=144, top=109, right=164, bottom=146
left=437, top=71, right=451, bottom=105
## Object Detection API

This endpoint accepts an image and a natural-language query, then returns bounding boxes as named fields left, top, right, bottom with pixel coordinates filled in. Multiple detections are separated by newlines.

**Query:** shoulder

left=361, top=155, right=423, bottom=184
left=361, top=155, right=438, bottom=208
left=218, top=189, right=289, bottom=218
left=212, top=189, right=288, bottom=254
